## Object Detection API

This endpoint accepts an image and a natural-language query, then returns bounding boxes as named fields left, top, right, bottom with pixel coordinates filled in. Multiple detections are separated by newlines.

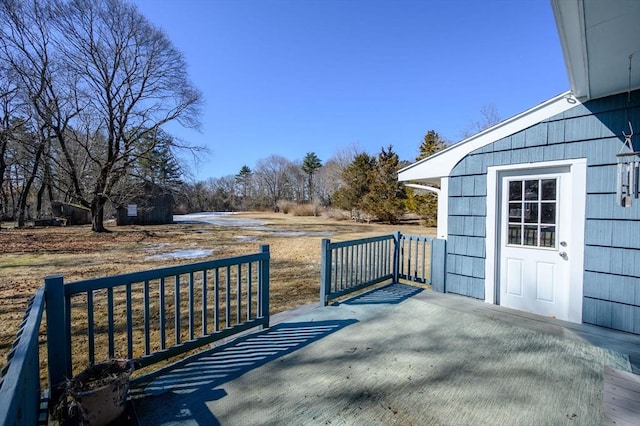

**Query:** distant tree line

left=177, top=132, right=449, bottom=225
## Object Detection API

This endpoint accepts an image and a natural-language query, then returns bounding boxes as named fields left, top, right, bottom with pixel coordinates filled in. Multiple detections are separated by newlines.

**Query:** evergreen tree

left=362, top=145, right=406, bottom=224
left=301, top=152, right=322, bottom=203
left=136, top=130, right=183, bottom=189
left=235, top=165, right=253, bottom=200
left=417, top=130, right=446, bottom=161
left=411, top=130, right=447, bottom=226
left=332, top=152, right=376, bottom=211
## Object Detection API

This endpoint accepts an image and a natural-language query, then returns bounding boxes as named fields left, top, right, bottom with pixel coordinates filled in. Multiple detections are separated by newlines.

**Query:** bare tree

left=0, top=0, right=202, bottom=231
left=315, top=144, right=359, bottom=207
left=460, top=104, right=501, bottom=140
left=254, top=155, right=292, bottom=211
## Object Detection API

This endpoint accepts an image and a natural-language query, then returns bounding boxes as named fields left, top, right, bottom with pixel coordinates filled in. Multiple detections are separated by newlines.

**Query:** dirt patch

left=0, top=212, right=435, bottom=373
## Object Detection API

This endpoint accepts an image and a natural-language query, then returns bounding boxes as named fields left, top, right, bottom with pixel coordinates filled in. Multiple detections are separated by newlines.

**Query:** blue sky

left=132, top=0, right=569, bottom=181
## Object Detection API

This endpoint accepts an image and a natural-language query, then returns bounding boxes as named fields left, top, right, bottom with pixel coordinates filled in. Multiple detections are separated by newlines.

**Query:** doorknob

left=559, top=251, right=568, bottom=260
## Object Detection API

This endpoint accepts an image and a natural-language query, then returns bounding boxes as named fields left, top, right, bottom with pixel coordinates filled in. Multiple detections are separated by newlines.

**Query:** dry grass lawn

left=0, top=211, right=435, bottom=373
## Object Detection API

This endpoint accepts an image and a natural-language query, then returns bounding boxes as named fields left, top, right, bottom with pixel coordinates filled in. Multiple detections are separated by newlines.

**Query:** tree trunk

left=91, top=196, right=108, bottom=232
left=17, top=145, right=45, bottom=228
left=36, top=180, right=45, bottom=218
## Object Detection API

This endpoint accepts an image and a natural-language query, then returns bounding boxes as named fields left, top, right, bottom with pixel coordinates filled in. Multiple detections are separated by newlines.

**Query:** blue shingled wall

left=447, top=90, right=640, bottom=334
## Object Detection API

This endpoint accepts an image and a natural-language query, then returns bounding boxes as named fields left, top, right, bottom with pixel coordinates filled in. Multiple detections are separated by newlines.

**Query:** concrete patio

left=129, top=284, right=640, bottom=425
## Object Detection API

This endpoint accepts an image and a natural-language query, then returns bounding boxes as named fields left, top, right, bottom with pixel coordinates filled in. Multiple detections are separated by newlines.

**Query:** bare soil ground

left=0, top=211, right=434, bottom=371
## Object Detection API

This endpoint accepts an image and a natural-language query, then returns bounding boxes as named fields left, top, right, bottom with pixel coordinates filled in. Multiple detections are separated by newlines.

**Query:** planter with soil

left=59, top=359, right=134, bottom=426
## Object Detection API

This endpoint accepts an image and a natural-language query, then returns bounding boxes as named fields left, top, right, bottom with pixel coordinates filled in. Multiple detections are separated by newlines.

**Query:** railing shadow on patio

left=129, top=319, right=357, bottom=425
left=0, top=232, right=443, bottom=426
left=341, top=282, right=424, bottom=305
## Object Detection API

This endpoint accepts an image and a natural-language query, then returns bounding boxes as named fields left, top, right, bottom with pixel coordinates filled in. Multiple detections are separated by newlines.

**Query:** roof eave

left=398, top=91, right=580, bottom=182
left=550, top=0, right=590, bottom=100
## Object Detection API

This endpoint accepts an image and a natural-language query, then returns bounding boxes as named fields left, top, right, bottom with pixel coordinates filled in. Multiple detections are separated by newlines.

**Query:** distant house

left=50, top=201, right=92, bottom=226
left=116, top=182, right=174, bottom=226
left=399, top=1, right=640, bottom=335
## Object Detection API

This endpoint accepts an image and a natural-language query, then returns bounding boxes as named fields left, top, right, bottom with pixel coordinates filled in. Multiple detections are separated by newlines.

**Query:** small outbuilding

left=50, top=201, right=92, bottom=226
left=399, top=0, right=640, bottom=335
left=115, top=182, right=174, bottom=226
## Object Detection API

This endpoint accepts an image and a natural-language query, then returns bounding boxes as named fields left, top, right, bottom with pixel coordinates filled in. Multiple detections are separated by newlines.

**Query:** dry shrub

left=323, top=208, right=352, bottom=221
left=278, top=201, right=294, bottom=214
left=291, top=204, right=321, bottom=217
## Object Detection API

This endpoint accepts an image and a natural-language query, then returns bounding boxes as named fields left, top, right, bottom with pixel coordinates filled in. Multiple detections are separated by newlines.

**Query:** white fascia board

left=398, top=91, right=580, bottom=182
left=550, top=0, right=589, bottom=100
left=404, top=183, right=440, bottom=194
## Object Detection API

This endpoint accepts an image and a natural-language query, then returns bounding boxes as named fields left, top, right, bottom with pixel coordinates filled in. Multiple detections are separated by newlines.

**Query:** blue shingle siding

left=446, top=90, right=640, bottom=334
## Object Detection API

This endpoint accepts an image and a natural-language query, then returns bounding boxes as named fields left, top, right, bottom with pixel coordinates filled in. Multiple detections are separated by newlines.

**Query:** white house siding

left=447, top=90, right=640, bottom=334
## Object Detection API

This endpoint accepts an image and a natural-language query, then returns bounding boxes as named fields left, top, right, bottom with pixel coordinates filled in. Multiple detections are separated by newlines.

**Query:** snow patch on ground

left=174, top=212, right=267, bottom=227
left=234, top=235, right=260, bottom=242
left=147, top=248, right=214, bottom=261
left=173, top=212, right=335, bottom=238
left=270, top=231, right=333, bottom=237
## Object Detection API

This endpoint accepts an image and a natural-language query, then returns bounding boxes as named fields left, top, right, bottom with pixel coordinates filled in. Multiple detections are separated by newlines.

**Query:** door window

left=507, top=178, right=557, bottom=248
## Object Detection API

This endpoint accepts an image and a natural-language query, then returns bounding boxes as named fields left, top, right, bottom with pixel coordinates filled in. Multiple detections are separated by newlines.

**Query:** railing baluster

left=359, top=243, right=364, bottom=285
left=126, top=283, right=133, bottom=360
left=214, top=268, right=220, bottom=332
left=422, top=238, right=427, bottom=281
left=367, top=241, right=372, bottom=283
left=225, top=266, right=231, bottom=328
left=384, top=239, right=388, bottom=276
left=398, top=235, right=406, bottom=275
left=339, top=246, right=345, bottom=290
left=202, top=270, right=208, bottom=336
left=349, top=245, right=355, bottom=287
left=87, top=291, right=94, bottom=365
left=189, top=272, right=195, bottom=341
left=236, top=264, right=242, bottom=324
left=407, top=236, right=413, bottom=280
left=107, top=287, right=114, bottom=358
left=259, top=245, right=270, bottom=326
left=247, top=262, right=253, bottom=320
left=174, top=275, right=181, bottom=344
left=144, top=280, right=151, bottom=355
left=336, top=249, right=341, bottom=292
left=159, top=277, right=166, bottom=350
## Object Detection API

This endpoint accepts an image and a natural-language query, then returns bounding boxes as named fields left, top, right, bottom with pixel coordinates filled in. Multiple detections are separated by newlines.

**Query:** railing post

left=259, top=245, right=270, bottom=328
left=45, top=274, right=70, bottom=410
left=431, top=239, right=447, bottom=293
left=320, top=238, right=331, bottom=305
left=393, top=231, right=401, bottom=283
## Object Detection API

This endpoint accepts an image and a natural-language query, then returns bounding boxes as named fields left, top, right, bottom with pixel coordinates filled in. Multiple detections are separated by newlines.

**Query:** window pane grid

left=507, top=178, right=557, bottom=248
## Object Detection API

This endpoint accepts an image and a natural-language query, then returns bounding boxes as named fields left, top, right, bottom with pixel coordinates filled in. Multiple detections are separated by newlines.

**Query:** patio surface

left=130, top=284, right=640, bottom=426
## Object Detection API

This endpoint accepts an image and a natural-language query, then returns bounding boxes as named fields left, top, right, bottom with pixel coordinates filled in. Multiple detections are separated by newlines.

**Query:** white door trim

left=485, top=158, right=586, bottom=323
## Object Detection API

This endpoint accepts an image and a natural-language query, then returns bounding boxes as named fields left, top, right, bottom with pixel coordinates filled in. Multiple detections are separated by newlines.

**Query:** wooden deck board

left=411, top=289, right=640, bottom=372
left=604, top=366, right=640, bottom=426
left=409, top=289, right=640, bottom=426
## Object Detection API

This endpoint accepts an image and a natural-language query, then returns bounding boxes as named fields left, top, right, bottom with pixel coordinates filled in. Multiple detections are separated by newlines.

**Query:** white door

left=499, top=168, right=571, bottom=320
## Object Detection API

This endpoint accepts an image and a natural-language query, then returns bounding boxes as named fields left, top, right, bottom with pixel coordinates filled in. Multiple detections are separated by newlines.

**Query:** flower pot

left=68, top=359, right=134, bottom=426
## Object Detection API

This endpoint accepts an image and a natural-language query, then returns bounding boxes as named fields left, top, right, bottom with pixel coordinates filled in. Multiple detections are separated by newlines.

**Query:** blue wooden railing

left=45, top=245, right=270, bottom=405
left=0, top=288, right=46, bottom=426
left=0, top=246, right=271, bottom=425
left=397, top=233, right=446, bottom=292
left=320, top=232, right=446, bottom=304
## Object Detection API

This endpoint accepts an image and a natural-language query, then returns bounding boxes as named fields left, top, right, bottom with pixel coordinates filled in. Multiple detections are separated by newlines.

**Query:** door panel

left=506, top=258, right=523, bottom=296
left=499, top=169, right=570, bottom=320
left=535, top=262, right=555, bottom=302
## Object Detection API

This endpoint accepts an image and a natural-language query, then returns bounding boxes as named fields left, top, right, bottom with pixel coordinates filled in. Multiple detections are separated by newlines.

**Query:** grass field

left=0, top=211, right=435, bottom=373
